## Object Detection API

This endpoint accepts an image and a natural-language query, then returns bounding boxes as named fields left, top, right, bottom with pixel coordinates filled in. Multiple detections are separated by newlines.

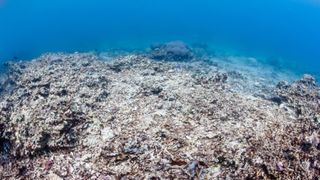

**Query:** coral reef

left=0, top=53, right=319, bottom=179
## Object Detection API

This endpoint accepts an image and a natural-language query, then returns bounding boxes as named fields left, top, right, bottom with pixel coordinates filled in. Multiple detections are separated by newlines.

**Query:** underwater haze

left=0, top=0, right=320, bottom=75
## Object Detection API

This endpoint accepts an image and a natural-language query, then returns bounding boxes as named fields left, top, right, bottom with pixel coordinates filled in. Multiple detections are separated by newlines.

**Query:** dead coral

left=0, top=53, right=319, bottom=179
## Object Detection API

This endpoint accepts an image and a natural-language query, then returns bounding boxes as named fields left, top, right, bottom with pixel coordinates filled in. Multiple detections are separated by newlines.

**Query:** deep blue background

left=0, top=0, right=319, bottom=75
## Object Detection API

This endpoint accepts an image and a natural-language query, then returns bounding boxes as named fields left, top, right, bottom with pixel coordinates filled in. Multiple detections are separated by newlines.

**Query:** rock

left=316, top=114, right=320, bottom=124
left=101, top=127, right=114, bottom=141
left=186, top=161, right=199, bottom=178
left=276, top=162, right=284, bottom=172
left=48, top=172, right=63, bottom=180
left=38, top=86, right=50, bottom=97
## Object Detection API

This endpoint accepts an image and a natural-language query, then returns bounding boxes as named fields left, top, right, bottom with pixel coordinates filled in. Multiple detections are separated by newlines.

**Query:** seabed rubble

left=0, top=48, right=319, bottom=179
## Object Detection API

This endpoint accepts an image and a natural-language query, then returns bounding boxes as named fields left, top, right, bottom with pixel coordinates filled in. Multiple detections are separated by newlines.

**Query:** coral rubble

left=0, top=53, right=319, bottom=179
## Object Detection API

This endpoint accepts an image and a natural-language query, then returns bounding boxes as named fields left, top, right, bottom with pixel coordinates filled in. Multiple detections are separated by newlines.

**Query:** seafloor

left=0, top=43, right=319, bottom=179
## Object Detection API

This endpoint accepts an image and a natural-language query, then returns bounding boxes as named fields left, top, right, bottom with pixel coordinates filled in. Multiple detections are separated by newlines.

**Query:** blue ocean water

left=0, top=0, right=319, bottom=76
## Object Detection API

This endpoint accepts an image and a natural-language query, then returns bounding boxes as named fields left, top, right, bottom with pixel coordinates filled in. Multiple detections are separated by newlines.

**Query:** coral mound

left=0, top=53, right=319, bottom=179
left=150, top=41, right=194, bottom=61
